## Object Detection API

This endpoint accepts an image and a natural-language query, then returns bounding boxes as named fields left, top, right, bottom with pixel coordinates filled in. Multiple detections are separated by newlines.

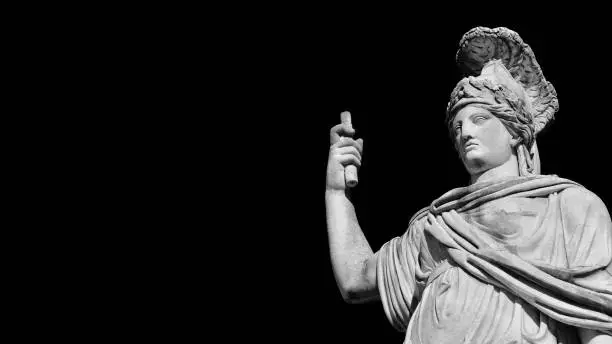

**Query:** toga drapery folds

left=377, top=175, right=611, bottom=343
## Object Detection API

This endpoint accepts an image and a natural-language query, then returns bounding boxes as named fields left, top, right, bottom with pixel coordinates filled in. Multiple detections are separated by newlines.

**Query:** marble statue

left=325, top=27, right=612, bottom=344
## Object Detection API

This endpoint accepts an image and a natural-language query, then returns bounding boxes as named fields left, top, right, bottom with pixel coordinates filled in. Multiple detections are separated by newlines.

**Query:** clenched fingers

left=333, top=146, right=362, bottom=162
left=330, top=123, right=356, bottom=144
left=336, top=153, right=361, bottom=168
left=332, top=137, right=363, bottom=155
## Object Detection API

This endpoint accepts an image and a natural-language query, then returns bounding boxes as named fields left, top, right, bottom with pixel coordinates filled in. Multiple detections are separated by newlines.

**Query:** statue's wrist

left=325, top=187, right=347, bottom=196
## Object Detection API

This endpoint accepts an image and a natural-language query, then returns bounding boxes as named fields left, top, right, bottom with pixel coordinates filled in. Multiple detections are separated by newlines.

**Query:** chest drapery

left=376, top=175, right=612, bottom=343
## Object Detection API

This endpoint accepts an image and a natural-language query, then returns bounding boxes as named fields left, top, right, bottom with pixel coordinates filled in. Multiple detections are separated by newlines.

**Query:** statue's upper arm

left=365, top=250, right=378, bottom=289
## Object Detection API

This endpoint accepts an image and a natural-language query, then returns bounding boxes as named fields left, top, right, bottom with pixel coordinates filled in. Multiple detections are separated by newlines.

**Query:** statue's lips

left=464, top=142, right=478, bottom=152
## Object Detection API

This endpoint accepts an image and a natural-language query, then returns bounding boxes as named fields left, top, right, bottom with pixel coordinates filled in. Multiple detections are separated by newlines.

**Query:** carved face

left=452, top=105, right=517, bottom=175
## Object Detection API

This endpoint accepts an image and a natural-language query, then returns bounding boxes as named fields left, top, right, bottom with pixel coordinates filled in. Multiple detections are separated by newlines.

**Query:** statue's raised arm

left=325, top=112, right=379, bottom=303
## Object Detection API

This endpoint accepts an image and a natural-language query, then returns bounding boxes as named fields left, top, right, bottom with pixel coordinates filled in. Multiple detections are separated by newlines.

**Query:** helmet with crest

left=446, top=27, right=559, bottom=175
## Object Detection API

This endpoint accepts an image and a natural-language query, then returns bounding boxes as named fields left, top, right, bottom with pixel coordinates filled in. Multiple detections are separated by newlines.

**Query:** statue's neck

left=470, top=155, right=519, bottom=185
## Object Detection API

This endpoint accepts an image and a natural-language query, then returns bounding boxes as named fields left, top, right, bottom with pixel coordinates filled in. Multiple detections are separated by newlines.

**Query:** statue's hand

left=327, top=123, right=363, bottom=191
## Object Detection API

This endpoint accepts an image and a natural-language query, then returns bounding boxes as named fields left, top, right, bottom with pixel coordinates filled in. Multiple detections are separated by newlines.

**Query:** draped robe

left=377, top=175, right=612, bottom=343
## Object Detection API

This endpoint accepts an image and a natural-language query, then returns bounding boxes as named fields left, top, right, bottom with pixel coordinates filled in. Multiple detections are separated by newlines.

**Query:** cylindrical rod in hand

left=341, top=111, right=358, bottom=188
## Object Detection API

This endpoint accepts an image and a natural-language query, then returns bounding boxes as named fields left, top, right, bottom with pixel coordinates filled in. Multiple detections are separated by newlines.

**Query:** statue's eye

left=474, top=115, right=488, bottom=123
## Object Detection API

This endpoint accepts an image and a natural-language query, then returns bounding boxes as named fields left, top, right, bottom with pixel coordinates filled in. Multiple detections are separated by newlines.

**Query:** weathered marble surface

left=377, top=176, right=612, bottom=343
left=325, top=27, right=612, bottom=344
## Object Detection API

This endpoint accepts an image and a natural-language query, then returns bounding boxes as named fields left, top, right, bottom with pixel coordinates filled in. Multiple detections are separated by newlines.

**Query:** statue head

left=451, top=104, right=520, bottom=176
left=445, top=27, right=559, bottom=176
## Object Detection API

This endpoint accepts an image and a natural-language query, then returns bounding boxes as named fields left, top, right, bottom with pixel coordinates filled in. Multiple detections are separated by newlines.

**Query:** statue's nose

left=460, top=122, right=476, bottom=141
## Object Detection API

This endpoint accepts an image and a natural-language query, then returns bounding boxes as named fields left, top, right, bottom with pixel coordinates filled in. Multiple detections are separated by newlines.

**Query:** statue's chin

left=462, top=155, right=490, bottom=176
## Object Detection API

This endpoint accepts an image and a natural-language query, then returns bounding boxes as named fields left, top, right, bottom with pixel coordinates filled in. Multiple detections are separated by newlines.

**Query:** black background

left=234, top=17, right=611, bottom=343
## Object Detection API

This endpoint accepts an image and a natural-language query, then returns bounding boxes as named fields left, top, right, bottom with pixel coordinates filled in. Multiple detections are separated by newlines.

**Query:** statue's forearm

left=325, top=189, right=376, bottom=302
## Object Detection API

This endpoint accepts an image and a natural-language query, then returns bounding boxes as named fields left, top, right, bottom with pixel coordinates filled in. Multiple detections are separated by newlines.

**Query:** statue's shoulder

left=558, top=183, right=610, bottom=218
left=400, top=207, right=430, bottom=240
left=408, top=207, right=430, bottom=227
